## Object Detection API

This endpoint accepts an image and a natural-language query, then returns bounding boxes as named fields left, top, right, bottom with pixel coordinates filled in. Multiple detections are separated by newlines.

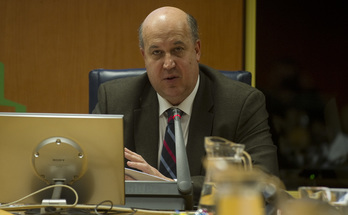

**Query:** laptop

left=0, top=112, right=124, bottom=206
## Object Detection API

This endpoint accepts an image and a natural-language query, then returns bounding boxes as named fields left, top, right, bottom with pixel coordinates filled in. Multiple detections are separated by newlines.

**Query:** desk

left=287, top=191, right=300, bottom=199
left=1, top=205, right=182, bottom=215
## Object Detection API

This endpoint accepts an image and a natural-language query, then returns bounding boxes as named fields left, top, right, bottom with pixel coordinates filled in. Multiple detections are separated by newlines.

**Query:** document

left=125, top=168, right=170, bottom=181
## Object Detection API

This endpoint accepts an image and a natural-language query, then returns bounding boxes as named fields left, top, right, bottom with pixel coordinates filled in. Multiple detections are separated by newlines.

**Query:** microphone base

left=118, top=181, right=193, bottom=210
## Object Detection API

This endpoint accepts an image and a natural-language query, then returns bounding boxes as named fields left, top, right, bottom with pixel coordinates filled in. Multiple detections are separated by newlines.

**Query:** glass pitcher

left=214, top=167, right=266, bottom=215
left=198, top=136, right=253, bottom=213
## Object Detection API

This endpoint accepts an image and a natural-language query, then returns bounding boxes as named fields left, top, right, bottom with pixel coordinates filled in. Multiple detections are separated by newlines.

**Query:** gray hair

left=138, top=13, right=199, bottom=49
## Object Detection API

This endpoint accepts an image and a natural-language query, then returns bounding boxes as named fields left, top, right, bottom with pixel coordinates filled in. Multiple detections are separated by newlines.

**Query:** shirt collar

left=158, top=75, right=200, bottom=117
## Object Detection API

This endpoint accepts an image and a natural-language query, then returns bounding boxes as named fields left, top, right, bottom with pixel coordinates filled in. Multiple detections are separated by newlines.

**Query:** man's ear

left=140, top=48, right=145, bottom=58
left=195, top=40, right=201, bottom=62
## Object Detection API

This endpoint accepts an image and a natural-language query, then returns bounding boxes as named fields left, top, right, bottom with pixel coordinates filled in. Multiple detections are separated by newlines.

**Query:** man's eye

left=171, top=47, right=184, bottom=56
left=152, top=50, right=162, bottom=55
left=174, top=47, right=184, bottom=52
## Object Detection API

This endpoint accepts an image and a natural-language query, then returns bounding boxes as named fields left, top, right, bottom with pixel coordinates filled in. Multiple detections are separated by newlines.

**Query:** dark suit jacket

left=93, top=64, right=279, bottom=201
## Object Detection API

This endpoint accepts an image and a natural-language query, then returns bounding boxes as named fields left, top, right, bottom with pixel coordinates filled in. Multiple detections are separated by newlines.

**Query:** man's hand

left=124, top=147, right=174, bottom=181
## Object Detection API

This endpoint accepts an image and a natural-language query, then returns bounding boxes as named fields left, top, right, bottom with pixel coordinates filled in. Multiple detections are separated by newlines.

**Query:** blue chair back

left=89, top=68, right=251, bottom=113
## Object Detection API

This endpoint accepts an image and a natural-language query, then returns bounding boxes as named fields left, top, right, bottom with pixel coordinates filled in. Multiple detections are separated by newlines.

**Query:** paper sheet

left=125, top=168, right=170, bottom=181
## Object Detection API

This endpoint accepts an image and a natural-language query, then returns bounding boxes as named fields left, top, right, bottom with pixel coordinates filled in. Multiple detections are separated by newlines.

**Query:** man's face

left=140, top=17, right=201, bottom=106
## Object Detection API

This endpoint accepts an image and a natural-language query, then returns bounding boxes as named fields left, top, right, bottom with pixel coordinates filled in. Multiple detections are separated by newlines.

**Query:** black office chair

left=89, top=68, right=251, bottom=113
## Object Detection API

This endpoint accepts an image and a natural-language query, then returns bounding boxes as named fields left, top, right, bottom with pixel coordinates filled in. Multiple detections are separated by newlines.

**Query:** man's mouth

left=165, top=76, right=177, bottom=80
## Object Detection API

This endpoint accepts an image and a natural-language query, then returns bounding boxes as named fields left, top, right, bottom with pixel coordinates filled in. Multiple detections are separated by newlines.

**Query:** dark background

left=256, top=1, right=348, bottom=189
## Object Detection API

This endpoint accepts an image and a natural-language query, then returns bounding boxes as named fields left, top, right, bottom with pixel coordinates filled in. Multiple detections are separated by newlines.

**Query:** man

left=93, top=6, right=279, bottom=201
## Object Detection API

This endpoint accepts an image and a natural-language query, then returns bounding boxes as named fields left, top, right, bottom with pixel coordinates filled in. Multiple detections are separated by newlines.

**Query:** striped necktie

left=159, top=108, right=183, bottom=179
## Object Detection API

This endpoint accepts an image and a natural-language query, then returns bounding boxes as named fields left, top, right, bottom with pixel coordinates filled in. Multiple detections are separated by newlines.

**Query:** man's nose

left=163, top=54, right=175, bottom=70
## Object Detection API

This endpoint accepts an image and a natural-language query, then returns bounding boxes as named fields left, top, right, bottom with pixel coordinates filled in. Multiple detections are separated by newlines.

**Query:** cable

left=94, top=200, right=113, bottom=215
left=0, top=184, right=78, bottom=210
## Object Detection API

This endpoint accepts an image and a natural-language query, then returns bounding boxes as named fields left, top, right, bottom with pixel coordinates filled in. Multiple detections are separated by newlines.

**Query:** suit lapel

left=133, top=85, right=159, bottom=168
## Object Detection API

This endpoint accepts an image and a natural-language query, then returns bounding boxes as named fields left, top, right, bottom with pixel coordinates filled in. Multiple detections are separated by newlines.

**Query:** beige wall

left=0, top=0, right=244, bottom=113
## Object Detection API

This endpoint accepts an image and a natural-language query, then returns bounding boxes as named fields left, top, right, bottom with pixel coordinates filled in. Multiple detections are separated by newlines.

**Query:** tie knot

left=167, top=108, right=183, bottom=122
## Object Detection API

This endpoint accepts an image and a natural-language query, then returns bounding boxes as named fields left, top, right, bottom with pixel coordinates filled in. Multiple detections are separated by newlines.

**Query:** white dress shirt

left=157, top=76, right=200, bottom=167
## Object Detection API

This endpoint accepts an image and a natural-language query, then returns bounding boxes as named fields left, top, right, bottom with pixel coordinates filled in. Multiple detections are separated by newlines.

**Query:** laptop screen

left=0, top=112, right=124, bottom=205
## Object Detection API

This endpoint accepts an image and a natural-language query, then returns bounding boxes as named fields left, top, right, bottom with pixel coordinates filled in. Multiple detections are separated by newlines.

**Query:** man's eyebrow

left=149, top=45, right=159, bottom=50
left=174, top=41, right=185, bottom=46
left=148, top=41, right=185, bottom=50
